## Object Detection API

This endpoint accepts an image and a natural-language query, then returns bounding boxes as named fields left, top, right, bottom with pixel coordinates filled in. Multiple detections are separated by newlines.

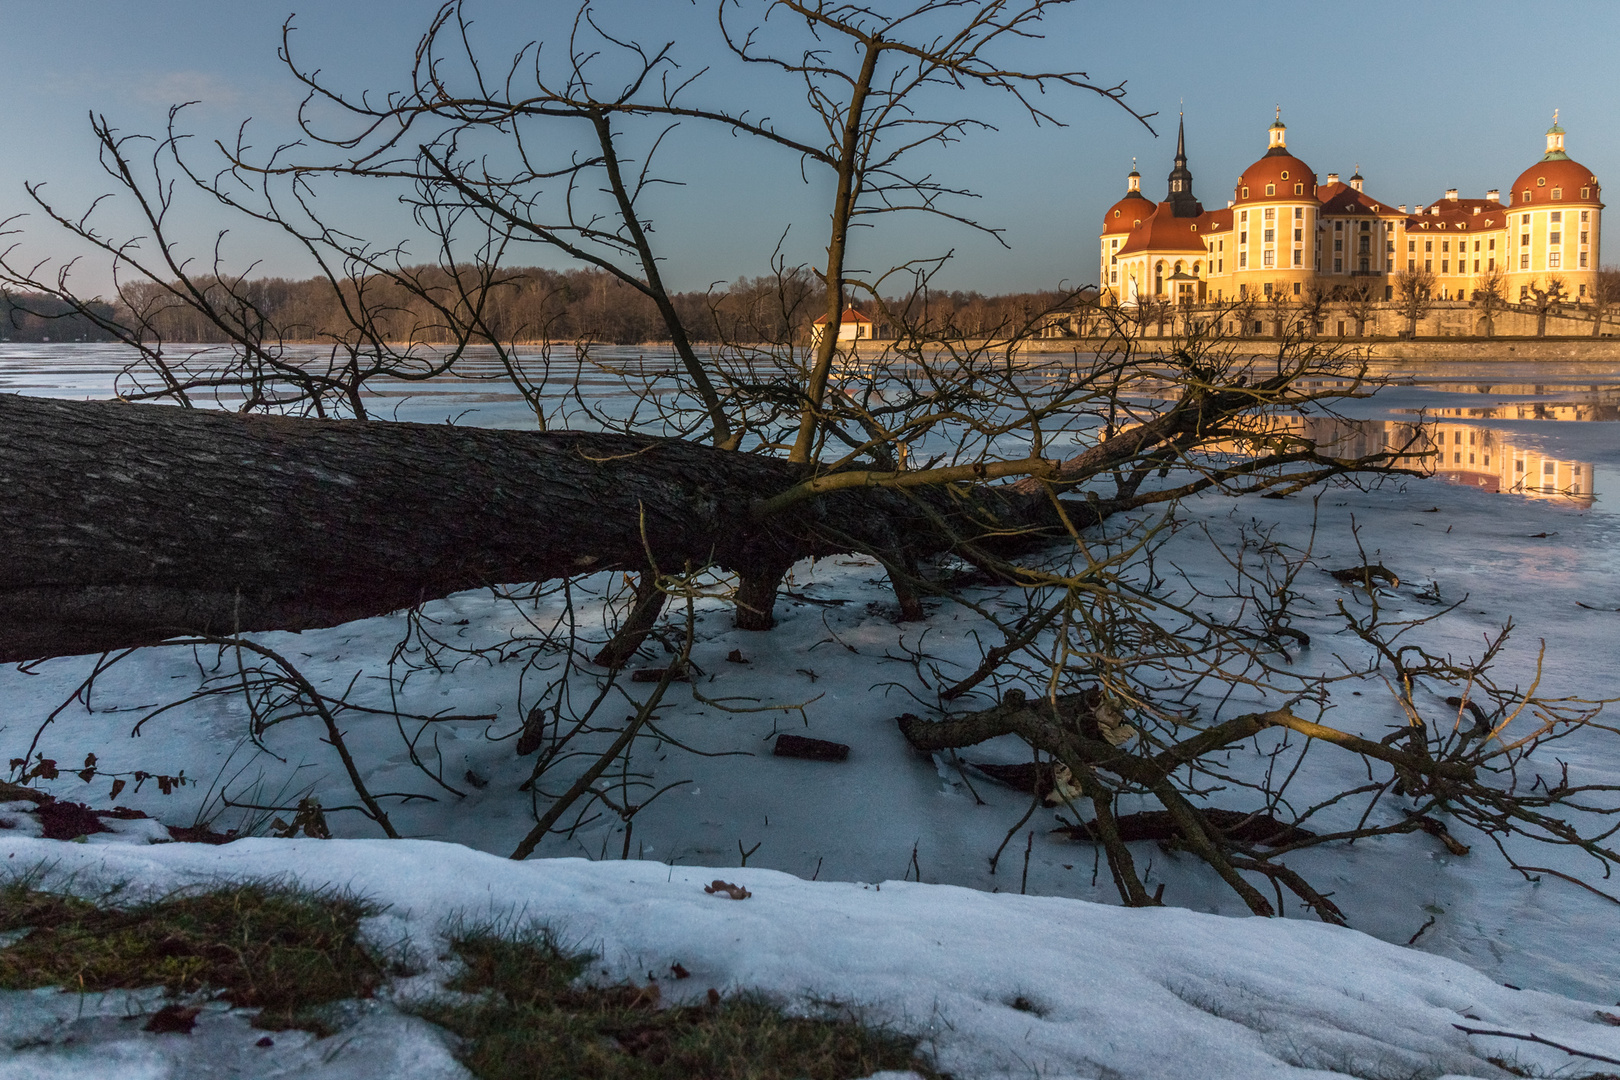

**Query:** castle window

left=1217, top=259, right=1223, bottom=272
left=1520, top=253, right=1530, bottom=269
left=1549, top=253, right=1561, bottom=268
left=1113, top=210, right=1120, bottom=218
left=1242, top=187, right=1250, bottom=198
left=1488, top=258, right=1495, bottom=270
left=1441, top=260, right=1449, bottom=273
left=1334, top=238, right=1343, bottom=251
left=1265, top=184, right=1275, bottom=195
left=1424, top=240, right=1432, bottom=251
left=1264, top=228, right=1275, bottom=242
left=1408, top=240, right=1416, bottom=252
left=1582, top=187, right=1591, bottom=198
left=1425, top=259, right=1433, bottom=271
left=1294, top=207, right=1303, bottom=219
left=1581, top=252, right=1589, bottom=268
left=1441, top=241, right=1449, bottom=252
left=1334, top=258, right=1343, bottom=272
left=1239, top=253, right=1248, bottom=268
left=1294, top=250, right=1303, bottom=267
left=1408, top=259, right=1416, bottom=271
left=1474, top=240, right=1480, bottom=251
left=1240, top=210, right=1249, bottom=222
left=1111, top=238, right=1119, bottom=248
left=1134, top=220, right=1142, bottom=228
left=1263, top=249, right=1275, bottom=267
left=1293, top=281, right=1301, bottom=295
left=1551, top=211, right=1561, bottom=222
left=1537, top=177, right=1546, bottom=187
left=1294, top=228, right=1302, bottom=242
left=1521, top=233, right=1530, bottom=246
left=1552, top=188, right=1562, bottom=200
left=1111, top=255, right=1117, bottom=264
left=1581, top=231, right=1589, bottom=244
left=1582, top=210, right=1590, bottom=222
left=1264, top=208, right=1275, bottom=220
left=1474, top=260, right=1480, bottom=273
left=1523, top=190, right=1531, bottom=202
left=1489, top=238, right=1495, bottom=250
left=1280, top=170, right=1289, bottom=180
left=1335, top=221, right=1343, bottom=231
left=1294, top=183, right=1304, bottom=195
left=1110, top=270, right=1118, bottom=283
left=1550, top=231, right=1561, bottom=245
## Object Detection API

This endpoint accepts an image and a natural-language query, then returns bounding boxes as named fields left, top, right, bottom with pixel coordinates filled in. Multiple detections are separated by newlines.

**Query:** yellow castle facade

left=1100, top=112, right=1603, bottom=310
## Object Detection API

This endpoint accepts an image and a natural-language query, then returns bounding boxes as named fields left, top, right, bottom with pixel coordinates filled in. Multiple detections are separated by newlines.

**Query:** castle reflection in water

left=1244, top=414, right=1595, bottom=503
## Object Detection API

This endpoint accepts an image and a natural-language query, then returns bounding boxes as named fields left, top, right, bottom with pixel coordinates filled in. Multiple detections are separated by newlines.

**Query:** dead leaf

left=670, top=962, right=691, bottom=979
left=704, top=880, right=751, bottom=900
left=726, top=649, right=749, bottom=664
left=1596, top=1010, right=1620, bottom=1026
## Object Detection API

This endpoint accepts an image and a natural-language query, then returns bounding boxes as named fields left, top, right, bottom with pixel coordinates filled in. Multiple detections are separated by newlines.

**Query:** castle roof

left=1509, top=157, right=1602, bottom=208
left=1103, top=190, right=1155, bottom=234
left=1235, top=152, right=1318, bottom=205
left=1317, top=181, right=1402, bottom=217
left=1117, top=202, right=1209, bottom=256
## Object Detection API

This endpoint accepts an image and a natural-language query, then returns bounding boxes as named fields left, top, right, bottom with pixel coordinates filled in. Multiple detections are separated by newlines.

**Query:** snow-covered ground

left=4, top=347, right=1620, bottom=1077
left=7, top=836, right=1620, bottom=1080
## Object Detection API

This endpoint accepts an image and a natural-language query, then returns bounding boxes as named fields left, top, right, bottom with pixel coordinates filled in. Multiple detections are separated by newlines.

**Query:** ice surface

left=5, top=349, right=1620, bottom=1075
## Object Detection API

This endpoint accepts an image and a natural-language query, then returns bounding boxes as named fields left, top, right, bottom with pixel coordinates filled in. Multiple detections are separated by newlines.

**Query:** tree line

left=4, top=267, right=1076, bottom=346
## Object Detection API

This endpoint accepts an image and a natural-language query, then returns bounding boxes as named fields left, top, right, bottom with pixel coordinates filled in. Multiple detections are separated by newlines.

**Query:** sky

left=2, top=0, right=1617, bottom=297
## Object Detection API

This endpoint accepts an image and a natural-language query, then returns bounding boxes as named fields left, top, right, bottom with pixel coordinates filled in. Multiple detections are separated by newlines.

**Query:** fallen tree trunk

left=0, top=394, right=1072, bottom=662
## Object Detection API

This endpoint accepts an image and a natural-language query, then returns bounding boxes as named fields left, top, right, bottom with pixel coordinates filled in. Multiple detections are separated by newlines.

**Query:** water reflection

left=1395, top=398, right=1620, bottom=423
left=1260, top=415, right=1595, bottom=502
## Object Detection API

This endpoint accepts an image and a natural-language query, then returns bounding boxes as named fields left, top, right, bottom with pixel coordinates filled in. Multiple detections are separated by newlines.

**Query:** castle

left=1099, top=112, right=1603, bottom=311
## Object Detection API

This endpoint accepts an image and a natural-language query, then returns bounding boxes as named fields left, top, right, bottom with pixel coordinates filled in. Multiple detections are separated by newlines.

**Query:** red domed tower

left=1229, top=110, right=1321, bottom=297
left=1503, top=114, right=1602, bottom=299
left=1100, top=161, right=1154, bottom=296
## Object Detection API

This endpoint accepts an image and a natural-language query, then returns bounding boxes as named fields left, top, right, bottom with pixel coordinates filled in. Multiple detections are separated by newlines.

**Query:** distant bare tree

left=1394, top=268, right=1436, bottom=338
left=1336, top=281, right=1378, bottom=338
left=1265, top=283, right=1293, bottom=340
left=1470, top=266, right=1508, bottom=337
left=1587, top=267, right=1620, bottom=337
left=1523, top=277, right=1569, bottom=338
left=1297, top=280, right=1330, bottom=337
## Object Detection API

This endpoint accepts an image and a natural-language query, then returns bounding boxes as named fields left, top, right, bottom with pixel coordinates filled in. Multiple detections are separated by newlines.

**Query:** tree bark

left=0, top=394, right=1071, bottom=662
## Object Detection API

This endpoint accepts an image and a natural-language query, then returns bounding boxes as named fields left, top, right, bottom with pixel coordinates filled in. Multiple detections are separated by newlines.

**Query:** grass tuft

left=0, top=878, right=389, bottom=1032
left=417, top=923, right=928, bottom=1080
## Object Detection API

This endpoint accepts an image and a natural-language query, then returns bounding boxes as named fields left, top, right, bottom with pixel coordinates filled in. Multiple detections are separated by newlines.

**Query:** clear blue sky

left=3, top=1, right=1617, bottom=297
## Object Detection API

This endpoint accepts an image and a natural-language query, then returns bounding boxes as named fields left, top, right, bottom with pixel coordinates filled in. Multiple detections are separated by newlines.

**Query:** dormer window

left=1294, top=183, right=1304, bottom=195
left=1537, top=177, right=1546, bottom=187
left=1242, top=186, right=1250, bottom=198
left=1523, top=190, right=1531, bottom=202
left=1190, top=224, right=1197, bottom=232
left=1552, top=188, right=1562, bottom=200
left=1265, top=183, right=1276, bottom=196
left=1113, top=210, right=1120, bottom=218
left=1280, top=170, right=1289, bottom=180
left=1582, top=187, right=1591, bottom=198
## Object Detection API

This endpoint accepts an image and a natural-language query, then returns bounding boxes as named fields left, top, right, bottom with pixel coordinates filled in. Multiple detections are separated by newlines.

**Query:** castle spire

left=1165, top=110, right=1201, bottom=217
left=1126, top=157, right=1141, bottom=194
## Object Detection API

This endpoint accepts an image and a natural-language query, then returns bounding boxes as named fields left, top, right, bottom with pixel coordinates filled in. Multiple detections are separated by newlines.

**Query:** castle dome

left=1509, top=120, right=1601, bottom=207
left=1233, top=110, right=1318, bottom=205
left=1103, top=162, right=1155, bottom=234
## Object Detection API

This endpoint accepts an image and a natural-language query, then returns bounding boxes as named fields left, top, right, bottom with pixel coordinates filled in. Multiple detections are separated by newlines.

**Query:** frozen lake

left=5, top=342, right=1620, bottom=1003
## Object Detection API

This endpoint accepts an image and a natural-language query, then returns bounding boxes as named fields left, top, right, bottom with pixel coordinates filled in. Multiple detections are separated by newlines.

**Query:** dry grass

left=0, top=878, right=390, bottom=1032
left=416, top=924, right=929, bottom=1080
